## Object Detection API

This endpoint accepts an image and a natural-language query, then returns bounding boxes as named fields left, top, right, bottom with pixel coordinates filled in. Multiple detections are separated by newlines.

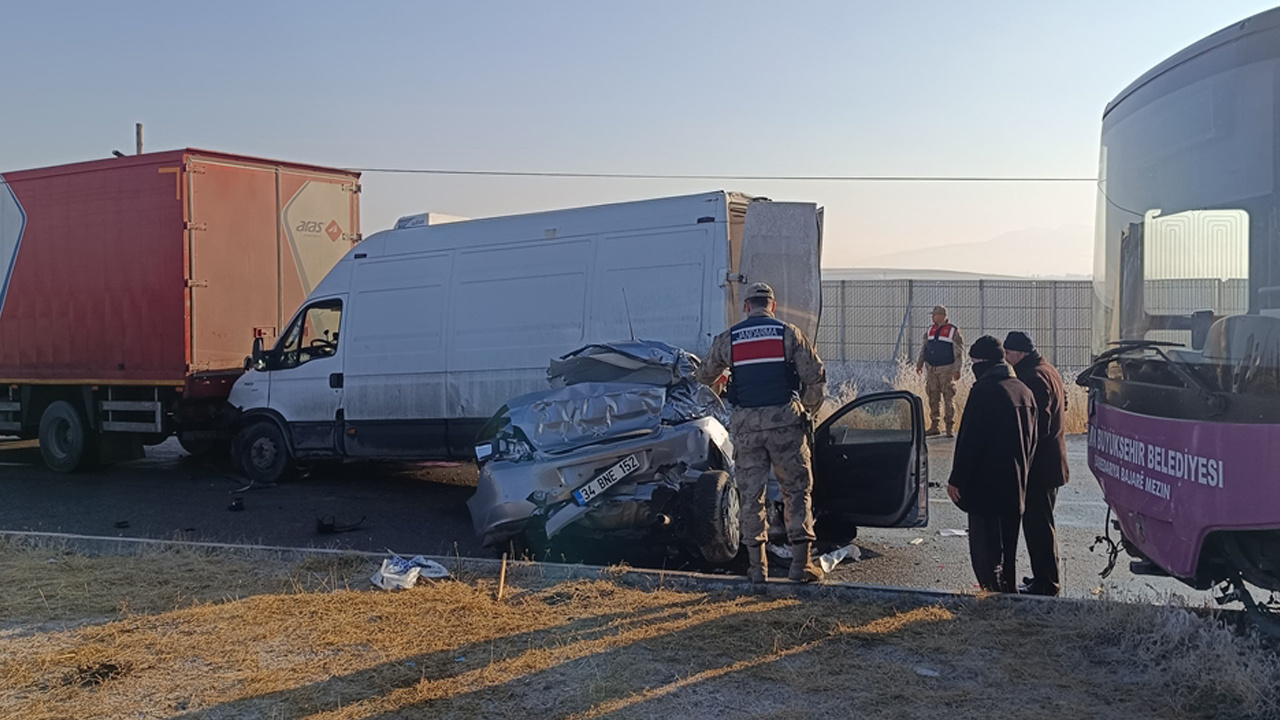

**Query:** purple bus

left=1080, top=8, right=1280, bottom=630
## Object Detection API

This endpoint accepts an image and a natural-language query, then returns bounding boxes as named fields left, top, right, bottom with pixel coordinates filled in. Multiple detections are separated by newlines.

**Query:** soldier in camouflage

left=697, top=282, right=827, bottom=586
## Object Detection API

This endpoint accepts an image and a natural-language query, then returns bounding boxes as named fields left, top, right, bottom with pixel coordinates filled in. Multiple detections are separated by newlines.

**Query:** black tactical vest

left=727, top=315, right=800, bottom=408
left=923, top=323, right=958, bottom=366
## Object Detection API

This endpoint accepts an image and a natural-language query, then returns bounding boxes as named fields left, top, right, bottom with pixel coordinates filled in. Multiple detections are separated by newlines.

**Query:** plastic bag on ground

left=817, top=544, right=861, bottom=573
left=371, top=554, right=451, bottom=590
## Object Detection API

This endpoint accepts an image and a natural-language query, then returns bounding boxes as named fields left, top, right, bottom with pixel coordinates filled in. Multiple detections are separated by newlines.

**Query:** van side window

left=274, top=299, right=343, bottom=369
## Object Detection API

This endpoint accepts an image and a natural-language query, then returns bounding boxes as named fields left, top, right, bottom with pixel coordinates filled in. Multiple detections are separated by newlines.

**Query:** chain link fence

left=816, top=279, right=1095, bottom=370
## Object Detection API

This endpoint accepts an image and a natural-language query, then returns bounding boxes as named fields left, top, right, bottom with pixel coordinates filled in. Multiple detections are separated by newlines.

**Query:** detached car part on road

left=467, top=341, right=931, bottom=565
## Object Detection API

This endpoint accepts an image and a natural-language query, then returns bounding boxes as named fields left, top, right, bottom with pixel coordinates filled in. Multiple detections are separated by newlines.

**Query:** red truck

left=0, top=149, right=361, bottom=471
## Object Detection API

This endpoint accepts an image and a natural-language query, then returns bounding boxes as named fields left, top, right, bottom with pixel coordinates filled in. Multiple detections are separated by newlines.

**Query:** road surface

left=0, top=434, right=1210, bottom=604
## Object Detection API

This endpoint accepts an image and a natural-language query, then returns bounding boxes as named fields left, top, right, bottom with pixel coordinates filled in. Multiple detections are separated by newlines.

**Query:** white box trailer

left=226, top=191, right=823, bottom=482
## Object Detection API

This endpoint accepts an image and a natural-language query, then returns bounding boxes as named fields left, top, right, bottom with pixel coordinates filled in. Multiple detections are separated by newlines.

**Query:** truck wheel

left=692, top=470, right=741, bottom=564
left=39, top=400, right=96, bottom=473
left=234, top=421, right=293, bottom=484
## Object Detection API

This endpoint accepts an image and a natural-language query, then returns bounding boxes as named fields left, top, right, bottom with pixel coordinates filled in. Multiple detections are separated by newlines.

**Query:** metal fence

left=815, top=279, right=1095, bottom=369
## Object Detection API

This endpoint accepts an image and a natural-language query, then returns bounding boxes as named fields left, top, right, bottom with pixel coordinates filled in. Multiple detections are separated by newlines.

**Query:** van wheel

left=234, top=421, right=293, bottom=484
left=692, top=470, right=741, bottom=564
left=39, top=400, right=96, bottom=473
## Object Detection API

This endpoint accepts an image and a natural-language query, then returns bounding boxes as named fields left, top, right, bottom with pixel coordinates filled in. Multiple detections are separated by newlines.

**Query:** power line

left=349, top=167, right=1099, bottom=182
left=0, top=163, right=1100, bottom=186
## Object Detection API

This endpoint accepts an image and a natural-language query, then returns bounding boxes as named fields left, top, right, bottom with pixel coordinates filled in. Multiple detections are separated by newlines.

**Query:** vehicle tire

left=692, top=470, right=741, bottom=564
left=234, top=421, right=293, bottom=484
left=38, top=400, right=96, bottom=473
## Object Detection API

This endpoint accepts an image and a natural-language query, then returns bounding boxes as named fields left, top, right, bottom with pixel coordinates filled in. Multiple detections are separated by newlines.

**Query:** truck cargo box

left=0, top=149, right=361, bottom=385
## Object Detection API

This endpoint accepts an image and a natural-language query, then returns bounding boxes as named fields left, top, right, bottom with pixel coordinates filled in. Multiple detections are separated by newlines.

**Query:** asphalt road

left=849, top=434, right=1206, bottom=602
left=0, top=435, right=1213, bottom=603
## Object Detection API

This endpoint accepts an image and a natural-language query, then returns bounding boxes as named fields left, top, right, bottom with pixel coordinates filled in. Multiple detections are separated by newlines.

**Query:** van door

left=812, top=391, right=928, bottom=535
left=265, top=297, right=345, bottom=457
left=737, top=201, right=823, bottom=339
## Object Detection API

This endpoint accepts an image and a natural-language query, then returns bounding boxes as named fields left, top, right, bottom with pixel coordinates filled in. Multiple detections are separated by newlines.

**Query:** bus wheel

left=39, top=400, right=96, bottom=473
left=234, top=422, right=293, bottom=485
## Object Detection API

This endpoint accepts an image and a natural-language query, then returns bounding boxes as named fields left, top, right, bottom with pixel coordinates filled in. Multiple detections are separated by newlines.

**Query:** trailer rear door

left=277, top=170, right=361, bottom=319
left=187, top=159, right=283, bottom=372
left=738, top=201, right=823, bottom=339
left=186, top=159, right=359, bottom=374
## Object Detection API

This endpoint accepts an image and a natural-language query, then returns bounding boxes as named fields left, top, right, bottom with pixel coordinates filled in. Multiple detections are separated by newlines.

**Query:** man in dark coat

left=1004, top=331, right=1069, bottom=596
left=946, top=336, right=1038, bottom=593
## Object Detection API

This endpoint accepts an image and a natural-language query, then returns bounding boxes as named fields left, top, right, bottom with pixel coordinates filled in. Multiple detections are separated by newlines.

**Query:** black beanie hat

left=1003, top=331, right=1035, bottom=353
left=970, top=335, right=1005, bottom=362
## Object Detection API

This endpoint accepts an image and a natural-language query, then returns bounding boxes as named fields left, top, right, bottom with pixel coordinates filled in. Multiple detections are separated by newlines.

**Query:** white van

left=226, top=191, right=823, bottom=483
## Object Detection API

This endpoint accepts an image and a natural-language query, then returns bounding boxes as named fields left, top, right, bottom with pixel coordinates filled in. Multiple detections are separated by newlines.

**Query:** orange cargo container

left=0, top=149, right=360, bottom=470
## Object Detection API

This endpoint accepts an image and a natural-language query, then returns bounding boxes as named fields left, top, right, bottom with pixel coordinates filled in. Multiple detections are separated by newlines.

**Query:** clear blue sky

left=3, top=1, right=1276, bottom=274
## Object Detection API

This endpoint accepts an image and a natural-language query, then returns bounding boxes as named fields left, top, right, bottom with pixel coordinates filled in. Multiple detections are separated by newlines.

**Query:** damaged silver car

left=467, top=340, right=931, bottom=565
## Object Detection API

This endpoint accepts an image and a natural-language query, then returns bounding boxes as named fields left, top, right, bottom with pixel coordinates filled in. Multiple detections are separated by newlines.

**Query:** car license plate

left=572, top=454, right=641, bottom=506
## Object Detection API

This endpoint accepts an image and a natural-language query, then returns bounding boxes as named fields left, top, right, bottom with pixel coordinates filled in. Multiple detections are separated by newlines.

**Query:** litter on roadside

left=371, top=554, right=452, bottom=590
left=909, top=538, right=925, bottom=545
left=914, top=667, right=941, bottom=678
left=939, top=529, right=968, bottom=537
left=818, top=544, right=861, bottom=573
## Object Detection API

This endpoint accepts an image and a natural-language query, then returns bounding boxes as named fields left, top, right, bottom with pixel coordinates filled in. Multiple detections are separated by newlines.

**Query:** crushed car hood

left=547, top=341, right=700, bottom=387
left=499, top=341, right=726, bottom=454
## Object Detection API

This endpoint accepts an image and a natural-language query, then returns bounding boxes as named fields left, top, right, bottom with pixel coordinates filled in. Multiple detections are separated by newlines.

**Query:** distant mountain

left=852, top=225, right=1093, bottom=278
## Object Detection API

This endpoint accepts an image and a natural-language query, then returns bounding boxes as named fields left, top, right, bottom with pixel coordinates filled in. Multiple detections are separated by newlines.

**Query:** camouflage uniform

left=925, top=363, right=960, bottom=431
left=698, top=309, right=827, bottom=545
left=916, top=316, right=965, bottom=434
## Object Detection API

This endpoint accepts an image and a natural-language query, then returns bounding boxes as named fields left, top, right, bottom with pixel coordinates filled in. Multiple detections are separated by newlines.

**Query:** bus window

left=1142, top=208, right=1249, bottom=345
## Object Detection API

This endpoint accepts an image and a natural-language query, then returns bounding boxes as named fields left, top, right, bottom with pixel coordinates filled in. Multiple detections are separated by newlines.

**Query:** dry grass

left=0, top=538, right=1277, bottom=720
left=823, top=358, right=1090, bottom=434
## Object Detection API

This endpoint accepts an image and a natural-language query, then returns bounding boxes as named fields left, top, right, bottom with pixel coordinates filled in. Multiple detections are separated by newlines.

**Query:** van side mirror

left=247, top=337, right=266, bottom=371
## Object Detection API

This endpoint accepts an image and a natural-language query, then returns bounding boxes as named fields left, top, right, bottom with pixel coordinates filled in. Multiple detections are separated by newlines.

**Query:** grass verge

left=0, top=536, right=1275, bottom=720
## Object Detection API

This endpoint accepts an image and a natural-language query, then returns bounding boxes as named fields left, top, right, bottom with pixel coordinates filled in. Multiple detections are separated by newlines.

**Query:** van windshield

left=272, top=299, right=343, bottom=369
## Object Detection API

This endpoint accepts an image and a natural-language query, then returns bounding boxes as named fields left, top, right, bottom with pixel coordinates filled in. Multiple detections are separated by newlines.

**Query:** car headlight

left=477, top=436, right=533, bottom=463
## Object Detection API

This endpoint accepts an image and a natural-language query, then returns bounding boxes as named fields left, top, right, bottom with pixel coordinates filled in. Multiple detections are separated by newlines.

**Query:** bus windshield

left=1094, top=49, right=1279, bottom=352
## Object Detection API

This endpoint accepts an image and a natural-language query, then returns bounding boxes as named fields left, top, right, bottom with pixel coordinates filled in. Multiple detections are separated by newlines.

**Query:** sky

left=3, top=1, right=1278, bottom=275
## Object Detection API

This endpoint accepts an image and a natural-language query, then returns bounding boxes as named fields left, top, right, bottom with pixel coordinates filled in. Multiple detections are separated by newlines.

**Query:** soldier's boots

left=926, top=426, right=941, bottom=437
left=788, top=542, right=824, bottom=583
left=746, top=544, right=767, bottom=591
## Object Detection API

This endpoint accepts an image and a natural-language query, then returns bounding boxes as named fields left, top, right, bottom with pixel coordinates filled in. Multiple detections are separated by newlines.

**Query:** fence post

left=978, top=279, right=986, bottom=335
left=907, top=279, right=915, bottom=362
left=1050, top=282, right=1060, bottom=365
left=839, top=280, right=847, bottom=362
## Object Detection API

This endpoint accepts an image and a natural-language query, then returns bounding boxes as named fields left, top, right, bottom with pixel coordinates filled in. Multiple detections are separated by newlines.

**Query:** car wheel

left=234, top=421, right=293, bottom=484
left=693, top=470, right=741, bottom=564
left=39, top=400, right=97, bottom=473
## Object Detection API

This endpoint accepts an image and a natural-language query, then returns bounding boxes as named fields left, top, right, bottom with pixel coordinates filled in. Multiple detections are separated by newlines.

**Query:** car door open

left=812, top=390, right=928, bottom=532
